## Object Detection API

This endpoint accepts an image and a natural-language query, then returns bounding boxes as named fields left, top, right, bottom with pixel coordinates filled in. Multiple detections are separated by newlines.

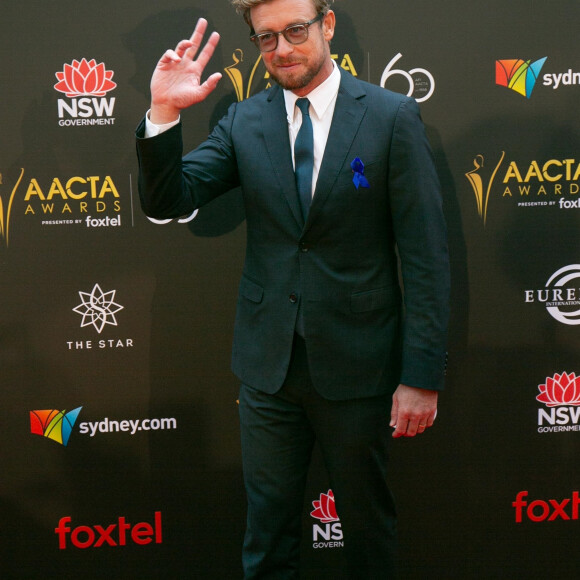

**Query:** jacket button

left=300, top=242, right=309, bottom=252
left=289, top=293, right=298, bottom=303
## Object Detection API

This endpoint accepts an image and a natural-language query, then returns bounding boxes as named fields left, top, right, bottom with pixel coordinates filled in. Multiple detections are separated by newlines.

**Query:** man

left=136, top=0, right=450, bottom=577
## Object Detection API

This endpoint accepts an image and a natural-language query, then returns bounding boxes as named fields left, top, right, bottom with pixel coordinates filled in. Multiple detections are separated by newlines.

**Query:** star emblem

left=72, top=283, right=124, bottom=334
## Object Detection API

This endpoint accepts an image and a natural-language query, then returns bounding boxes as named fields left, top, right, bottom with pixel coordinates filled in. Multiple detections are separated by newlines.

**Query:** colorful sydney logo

left=496, top=57, right=547, bottom=98
left=30, top=407, right=83, bottom=446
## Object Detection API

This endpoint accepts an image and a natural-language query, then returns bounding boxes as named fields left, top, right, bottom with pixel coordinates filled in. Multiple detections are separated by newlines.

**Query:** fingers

left=390, top=384, right=438, bottom=438
left=389, top=396, right=398, bottom=429
left=183, top=18, right=220, bottom=66
left=163, top=19, right=220, bottom=66
left=188, top=17, right=210, bottom=49
left=197, top=71, right=223, bottom=100
left=391, top=415, right=432, bottom=438
left=158, top=48, right=183, bottom=65
left=194, top=31, right=221, bottom=71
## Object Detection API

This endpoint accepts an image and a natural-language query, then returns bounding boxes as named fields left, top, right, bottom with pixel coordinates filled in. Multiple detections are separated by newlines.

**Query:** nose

left=274, top=34, right=295, bottom=58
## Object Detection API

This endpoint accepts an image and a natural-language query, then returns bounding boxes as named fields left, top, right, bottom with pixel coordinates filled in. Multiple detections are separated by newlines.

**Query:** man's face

left=250, top=0, right=335, bottom=96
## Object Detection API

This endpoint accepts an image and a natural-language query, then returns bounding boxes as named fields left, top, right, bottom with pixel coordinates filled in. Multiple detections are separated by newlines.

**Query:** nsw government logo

left=537, top=372, right=580, bottom=433
left=310, top=490, right=343, bottom=549
left=55, top=58, right=117, bottom=127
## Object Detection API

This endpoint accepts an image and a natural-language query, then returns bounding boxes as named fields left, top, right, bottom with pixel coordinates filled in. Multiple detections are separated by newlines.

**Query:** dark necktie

left=294, top=98, right=314, bottom=222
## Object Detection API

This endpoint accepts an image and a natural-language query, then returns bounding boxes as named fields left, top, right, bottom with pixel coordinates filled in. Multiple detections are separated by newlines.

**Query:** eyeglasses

left=250, top=12, right=324, bottom=52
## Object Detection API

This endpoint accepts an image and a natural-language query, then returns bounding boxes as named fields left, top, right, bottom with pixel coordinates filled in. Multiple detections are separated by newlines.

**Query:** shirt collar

left=284, top=60, right=341, bottom=123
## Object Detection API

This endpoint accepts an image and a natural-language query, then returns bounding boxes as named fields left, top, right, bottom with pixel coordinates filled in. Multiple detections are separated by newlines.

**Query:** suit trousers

left=238, top=334, right=398, bottom=579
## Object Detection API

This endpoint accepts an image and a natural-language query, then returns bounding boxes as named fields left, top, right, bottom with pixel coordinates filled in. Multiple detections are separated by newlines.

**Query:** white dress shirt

left=283, top=60, right=341, bottom=197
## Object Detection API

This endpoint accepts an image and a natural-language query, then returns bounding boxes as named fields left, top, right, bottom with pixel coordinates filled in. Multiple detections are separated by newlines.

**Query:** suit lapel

left=262, top=85, right=304, bottom=228
left=260, top=73, right=368, bottom=232
left=306, top=71, right=367, bottom=229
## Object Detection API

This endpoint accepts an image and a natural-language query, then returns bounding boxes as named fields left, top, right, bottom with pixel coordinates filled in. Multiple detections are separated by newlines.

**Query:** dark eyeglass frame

left=249, top=12, right=324, bottom=52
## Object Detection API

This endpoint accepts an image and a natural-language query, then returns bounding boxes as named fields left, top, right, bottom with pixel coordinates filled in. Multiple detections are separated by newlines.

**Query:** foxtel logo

left=55, top=512, right=162, bottom=549
left=512, top=491, right=580, bottom=523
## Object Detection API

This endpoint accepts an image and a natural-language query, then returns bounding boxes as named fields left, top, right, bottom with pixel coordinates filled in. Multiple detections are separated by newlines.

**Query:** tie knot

left=296, top=98, right=310, bottom=117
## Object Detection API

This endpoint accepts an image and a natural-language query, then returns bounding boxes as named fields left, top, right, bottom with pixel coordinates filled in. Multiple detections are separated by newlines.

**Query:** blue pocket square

left=351, top=157, right=370, bottom=190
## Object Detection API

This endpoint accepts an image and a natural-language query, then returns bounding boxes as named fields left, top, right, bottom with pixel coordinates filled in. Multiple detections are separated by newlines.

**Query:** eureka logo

left=30, top=407, right=82, bottom=446
left=496, top=57, right=547, bottom=98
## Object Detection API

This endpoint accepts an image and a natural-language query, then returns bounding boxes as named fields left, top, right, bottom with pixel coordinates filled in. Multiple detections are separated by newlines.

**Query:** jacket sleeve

left=387, top=97, right=450, bottom=391
left=135, top=103, right=240, bottom=220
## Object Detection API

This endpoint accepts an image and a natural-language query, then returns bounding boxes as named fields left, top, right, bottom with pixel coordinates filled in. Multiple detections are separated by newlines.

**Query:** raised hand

left=150, top=18, right=222, bottom=124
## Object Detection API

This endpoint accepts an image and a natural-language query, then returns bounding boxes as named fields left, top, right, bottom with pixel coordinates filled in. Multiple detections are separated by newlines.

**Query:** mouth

left=274, top=60, right=302, bottom=70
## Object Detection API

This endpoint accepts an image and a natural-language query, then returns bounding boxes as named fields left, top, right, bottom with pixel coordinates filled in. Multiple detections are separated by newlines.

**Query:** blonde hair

left=230, top=0, right=335, bottom=27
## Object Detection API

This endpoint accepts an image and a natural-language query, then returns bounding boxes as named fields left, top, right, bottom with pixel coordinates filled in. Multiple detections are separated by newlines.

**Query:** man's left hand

left=390, top=384, right=438, bottom=438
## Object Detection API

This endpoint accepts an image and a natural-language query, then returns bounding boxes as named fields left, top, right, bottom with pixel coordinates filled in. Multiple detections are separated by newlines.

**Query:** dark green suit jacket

left=136, top=69, right=450, bottom=400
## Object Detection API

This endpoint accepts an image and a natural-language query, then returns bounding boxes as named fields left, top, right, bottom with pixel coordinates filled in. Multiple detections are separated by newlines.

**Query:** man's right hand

left=150, top=18, right=222, bottom=125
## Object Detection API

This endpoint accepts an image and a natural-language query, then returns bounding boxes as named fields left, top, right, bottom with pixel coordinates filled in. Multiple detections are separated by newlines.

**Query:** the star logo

left=72, top=283, right=124, bottom=333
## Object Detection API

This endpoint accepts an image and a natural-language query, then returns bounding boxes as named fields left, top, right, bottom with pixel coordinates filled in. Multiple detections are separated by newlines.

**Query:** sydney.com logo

left=496, top=58, right=547, bottom=98
left=496, top=57, right=580, bottom=98
left=30, top=407, right=177, bottom=446
left=30, top=408, right=83, bottom=446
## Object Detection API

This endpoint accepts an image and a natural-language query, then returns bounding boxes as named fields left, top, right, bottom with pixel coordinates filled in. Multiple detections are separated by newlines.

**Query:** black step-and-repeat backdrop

left=2, top=1, right=580, bottom=578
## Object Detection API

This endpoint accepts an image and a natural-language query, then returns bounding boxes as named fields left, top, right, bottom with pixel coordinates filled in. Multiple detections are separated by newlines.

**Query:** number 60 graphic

left=147, top=209, right=199, bottom=225
left=380, top=53, right=435, bottom=103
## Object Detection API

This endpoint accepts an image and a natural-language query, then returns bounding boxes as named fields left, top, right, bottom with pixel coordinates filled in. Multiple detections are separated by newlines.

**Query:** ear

left=322, top=10, right=336, bottom=42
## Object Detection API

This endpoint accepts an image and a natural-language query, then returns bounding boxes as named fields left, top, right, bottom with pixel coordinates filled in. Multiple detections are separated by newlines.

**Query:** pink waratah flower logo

left=310, top=489, right=340, bottom=523
left=54, top=58, right=117, bottom=97
left=536, top=372, right=580, bottom=407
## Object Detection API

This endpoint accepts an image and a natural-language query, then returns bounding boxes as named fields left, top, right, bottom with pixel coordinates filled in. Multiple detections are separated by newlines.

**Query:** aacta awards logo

left=0, top=168, right=24, bottom=247
left=55, top=58, right=117, bottom=126
left=69, top=283, right=134, bottom=351
left=310, top=490, right=343, bottom=549
left=55, top=512, right=162, bottom=549
left=23, top=172, right=122, bottom=224
left=536, top=372, right=580, bottom=433
left=524, top=265, right=580, bottom=326
left=466, top=153, right=580, bottom=225
left=30, top=408, right=83, bottom=446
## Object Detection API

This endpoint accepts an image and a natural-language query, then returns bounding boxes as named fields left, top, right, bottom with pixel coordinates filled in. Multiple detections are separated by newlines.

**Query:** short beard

left=267, top=56, right=325, bottom=92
